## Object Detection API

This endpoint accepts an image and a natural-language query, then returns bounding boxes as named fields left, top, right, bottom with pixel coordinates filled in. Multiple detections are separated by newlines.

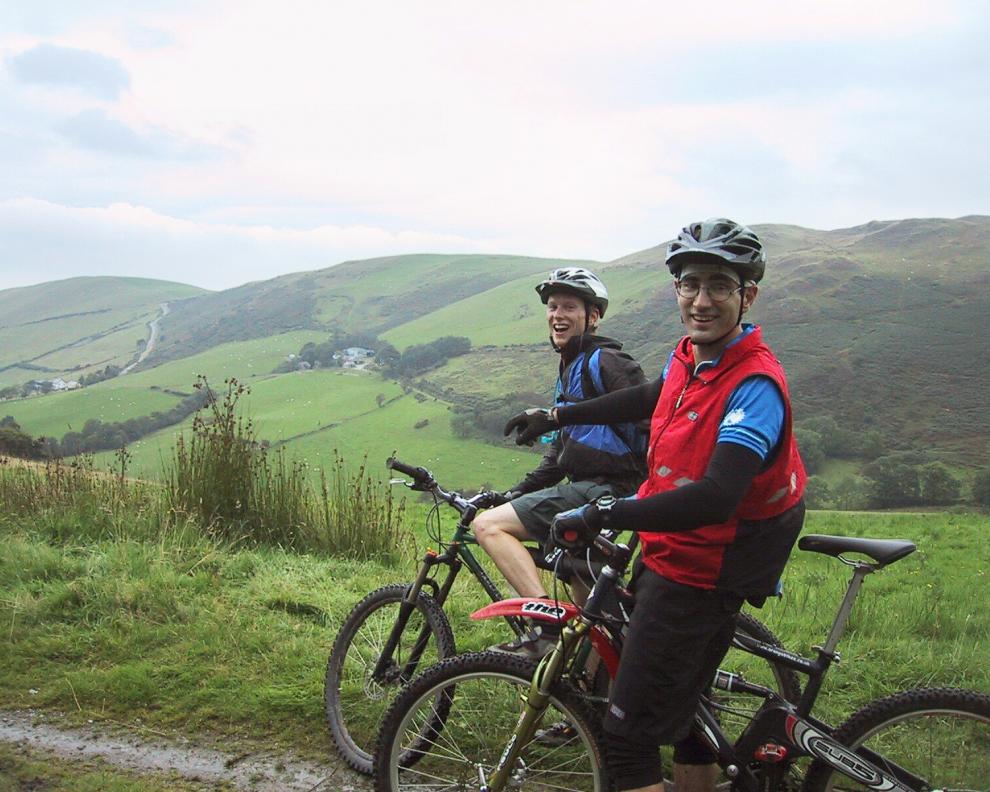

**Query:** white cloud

left=0, top=0, right=987, bottom=291
left=0, top=197, right=497, bottom=290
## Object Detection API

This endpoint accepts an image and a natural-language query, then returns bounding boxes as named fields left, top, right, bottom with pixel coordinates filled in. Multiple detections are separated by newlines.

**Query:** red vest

left=637, top=327, right=806, bottom=591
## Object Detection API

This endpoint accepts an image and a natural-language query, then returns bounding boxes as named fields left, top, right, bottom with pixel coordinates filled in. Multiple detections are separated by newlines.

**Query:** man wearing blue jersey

left=475, top=267, right=647, bottom=659
left=506, top=219, right=807, bottom=792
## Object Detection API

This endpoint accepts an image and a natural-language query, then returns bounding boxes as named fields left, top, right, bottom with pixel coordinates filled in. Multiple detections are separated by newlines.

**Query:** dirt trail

left=121, top=301, right=170, bottom=375
left=0, top=710, right=371, bottom=791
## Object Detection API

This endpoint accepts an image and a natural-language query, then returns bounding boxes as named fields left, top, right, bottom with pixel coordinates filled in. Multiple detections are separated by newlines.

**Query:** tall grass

left=1, top=378, right=404, bottom=561
left=163, top=379, right=308, bottom=545
left=0, top=452, right=161, bottom=542
left=161, top=377, right=404, bottom=559
left=315, top=450, right=404, bottom=560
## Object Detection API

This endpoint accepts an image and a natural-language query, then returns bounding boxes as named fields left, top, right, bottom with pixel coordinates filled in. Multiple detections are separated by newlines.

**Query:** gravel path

left=0, top=709, right=372, bottom=791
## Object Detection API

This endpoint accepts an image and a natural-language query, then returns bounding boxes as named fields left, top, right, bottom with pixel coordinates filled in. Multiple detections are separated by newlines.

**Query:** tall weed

left=162, top=378, right=402, bottom=560
left=0, top=452, right=159, bottom=542
left=314, top=451, right=404, bottom=561
left=2, top=378, right=404, bottom=561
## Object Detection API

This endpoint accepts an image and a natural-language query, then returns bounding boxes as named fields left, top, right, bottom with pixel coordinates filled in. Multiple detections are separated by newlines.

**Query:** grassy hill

left=2, top=216, right=988, bottom=491
left=148, top=254, right=595, bottom=364
left=0, top=276, right=204, bottom=389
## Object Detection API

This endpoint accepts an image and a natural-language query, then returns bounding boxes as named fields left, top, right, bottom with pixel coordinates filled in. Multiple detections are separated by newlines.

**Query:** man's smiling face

left=677, top=271, right=740, bottom=342
left=675, top=262, right=756, bottom=360
left=546, top=291, right=596, bottom=348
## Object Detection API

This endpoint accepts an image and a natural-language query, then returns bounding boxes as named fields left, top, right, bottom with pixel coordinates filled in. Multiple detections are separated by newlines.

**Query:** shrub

left=315, top=452, right=404, bottom=562
left=972, top=468, right=990, bottom=508
left=863, top=453, right=923, bottom=508
left=831, top=475, right=873, bottom=511
left=0, top=453, right=159, bottom=542
left=919, top=462, right=960, bottom=506
left=163, top=377, right=402, bottom=560
left=804, top=475, right=832, bottom=509
left=0, top=426, right=45, bottom=459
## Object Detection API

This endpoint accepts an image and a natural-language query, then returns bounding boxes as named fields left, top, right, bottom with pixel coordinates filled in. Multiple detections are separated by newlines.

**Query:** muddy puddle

left=0, top=709, right=371, bottom=791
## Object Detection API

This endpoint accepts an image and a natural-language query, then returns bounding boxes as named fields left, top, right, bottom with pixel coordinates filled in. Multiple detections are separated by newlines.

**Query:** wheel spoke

left=385, top=657, right=603, bottom=792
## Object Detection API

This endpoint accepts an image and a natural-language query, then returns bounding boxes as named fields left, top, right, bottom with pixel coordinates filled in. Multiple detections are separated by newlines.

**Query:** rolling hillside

left=147, top=254, right=597, bottom=364
left=1, top=216, right=988, bottom=490
left=0, top=277, right=204, bottom=389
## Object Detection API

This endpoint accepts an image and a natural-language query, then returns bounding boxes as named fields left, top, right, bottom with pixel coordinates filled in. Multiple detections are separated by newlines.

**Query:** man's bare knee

left=474, top=504, right=526, bottom=544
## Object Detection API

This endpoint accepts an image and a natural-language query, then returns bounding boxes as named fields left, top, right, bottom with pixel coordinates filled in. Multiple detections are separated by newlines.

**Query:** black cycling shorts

left=604, top=565, right=742, bottom=747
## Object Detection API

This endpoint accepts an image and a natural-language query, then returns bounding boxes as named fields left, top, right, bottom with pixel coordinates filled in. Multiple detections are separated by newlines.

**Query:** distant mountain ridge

left=1, top=217, right=988, bottom=469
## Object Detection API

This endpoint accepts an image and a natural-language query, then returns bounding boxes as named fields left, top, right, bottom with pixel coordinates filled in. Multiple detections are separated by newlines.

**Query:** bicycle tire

left=325, top=583, right=456, bottom=775
left=374, top=651, right=609, bottom=792
left=801, top=686, right=990, bottom=791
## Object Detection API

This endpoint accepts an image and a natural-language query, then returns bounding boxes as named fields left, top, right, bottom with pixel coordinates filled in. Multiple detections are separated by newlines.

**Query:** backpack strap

left=581, top=348, right=605, bottom=400
left=557, top=349, right=599, bottom=404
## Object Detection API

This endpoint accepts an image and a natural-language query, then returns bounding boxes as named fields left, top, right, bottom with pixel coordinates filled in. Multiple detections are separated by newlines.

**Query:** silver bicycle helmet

left=665, top=218, right=766, bottom=283
left=535, top=267, right=610, bottom=317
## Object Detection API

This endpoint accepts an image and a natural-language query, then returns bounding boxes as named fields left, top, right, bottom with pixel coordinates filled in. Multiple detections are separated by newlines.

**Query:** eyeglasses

left=674, top=280, right=743, bottom=303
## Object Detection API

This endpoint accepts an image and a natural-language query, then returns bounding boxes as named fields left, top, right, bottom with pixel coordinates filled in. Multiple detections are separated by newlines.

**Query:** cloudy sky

left=1, top=1, right=988, bottom=292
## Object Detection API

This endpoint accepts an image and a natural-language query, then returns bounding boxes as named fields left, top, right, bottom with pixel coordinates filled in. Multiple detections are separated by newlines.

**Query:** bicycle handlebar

left=386, top=456, right=503, bottom=513
left=386, top=456, right=433, bottom=485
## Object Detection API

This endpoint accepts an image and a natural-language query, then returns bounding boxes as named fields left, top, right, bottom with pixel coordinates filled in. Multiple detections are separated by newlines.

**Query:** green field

left=120, top=330, right=328, bottom=391
left=381, top=264, right=665, bottom=351
left=5, top=386, right=182, bottom=439
left=307, top=253, right=596, bottom=331
left=93, top=368, right=535, bottom=489
left=417, top=345, right=557, bottom=403
left=3, top=331, right=328, bottom=442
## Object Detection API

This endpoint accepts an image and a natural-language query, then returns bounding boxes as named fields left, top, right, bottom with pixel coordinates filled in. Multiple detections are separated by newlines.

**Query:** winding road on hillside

left=0, top=709, right=371, bottom=791
left=121, top=302, right=170, bottom=375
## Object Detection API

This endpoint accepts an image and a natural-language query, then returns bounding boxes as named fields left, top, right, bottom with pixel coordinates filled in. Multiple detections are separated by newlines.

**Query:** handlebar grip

left=386, top=457, right=432, bottom=484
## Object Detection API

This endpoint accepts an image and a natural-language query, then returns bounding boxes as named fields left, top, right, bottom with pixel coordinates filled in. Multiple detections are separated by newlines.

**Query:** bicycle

left=374, top=529, right=990, bottom=791
left=325, top=457, right=799, bottom=775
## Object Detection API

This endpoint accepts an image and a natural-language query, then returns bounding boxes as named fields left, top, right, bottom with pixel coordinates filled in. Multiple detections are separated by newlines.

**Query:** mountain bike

left=325, top=457, right=799, bottom=775
left=374, top=529, right=990, bottom=791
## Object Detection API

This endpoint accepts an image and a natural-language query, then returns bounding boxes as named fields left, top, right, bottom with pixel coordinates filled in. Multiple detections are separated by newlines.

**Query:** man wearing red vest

left=505, top=218, right=807, bottom=792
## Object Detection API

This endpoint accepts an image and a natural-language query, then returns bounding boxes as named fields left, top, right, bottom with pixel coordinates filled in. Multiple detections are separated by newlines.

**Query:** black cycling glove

left=503, top=408, right=557, bottom=446
left=550, top=495, right=617, bottom=550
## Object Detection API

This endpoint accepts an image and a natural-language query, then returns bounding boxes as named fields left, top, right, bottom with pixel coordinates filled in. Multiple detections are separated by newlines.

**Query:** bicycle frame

left=467, top=533, right=926, bottom=792
left=697, top=559, right=922, bottom=791
left=472, top=545, right=632, bottom=792
left=370, top=469, right=527, bottom=683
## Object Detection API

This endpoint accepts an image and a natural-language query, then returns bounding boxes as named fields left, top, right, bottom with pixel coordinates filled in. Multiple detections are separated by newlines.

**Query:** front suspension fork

left=371, top=551, right=449, bottom=680
left=484, top=621, right=588, bottom=791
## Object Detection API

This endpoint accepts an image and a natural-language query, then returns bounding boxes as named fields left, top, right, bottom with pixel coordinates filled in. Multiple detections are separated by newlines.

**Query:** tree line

left=274, top=332, right=472, bottom=378
left=0, top=389, right=211, bottom=459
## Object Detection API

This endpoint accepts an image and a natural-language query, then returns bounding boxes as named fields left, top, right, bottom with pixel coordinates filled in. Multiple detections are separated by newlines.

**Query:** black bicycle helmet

left=665, top=218, right=766, bottom=283
left=535, top=267, right=609, bottom=317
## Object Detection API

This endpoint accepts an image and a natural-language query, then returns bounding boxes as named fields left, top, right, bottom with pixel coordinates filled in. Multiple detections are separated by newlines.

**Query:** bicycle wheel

left=325, top=583, right=455, bottom=774
left=374, top=651, right=608, bottom=792
left=802, top=687, right=990, bottom=791
left=711, top=611, right=803, bottom=743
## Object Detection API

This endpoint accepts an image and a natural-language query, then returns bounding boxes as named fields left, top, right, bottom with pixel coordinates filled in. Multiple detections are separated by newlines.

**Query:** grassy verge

left=0, top=499, right=484, bottom=757
left=1, top=506, right=988, bottom=760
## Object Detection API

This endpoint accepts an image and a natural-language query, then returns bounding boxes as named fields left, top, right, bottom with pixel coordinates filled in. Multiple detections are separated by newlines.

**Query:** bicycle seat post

left=821, top=561, right=875, bottom=659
